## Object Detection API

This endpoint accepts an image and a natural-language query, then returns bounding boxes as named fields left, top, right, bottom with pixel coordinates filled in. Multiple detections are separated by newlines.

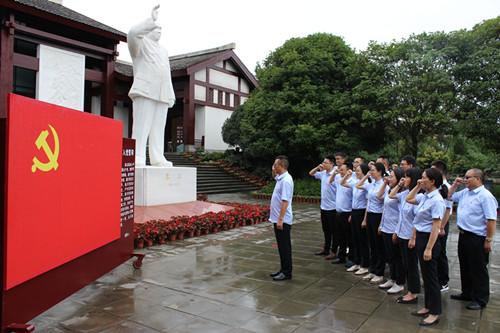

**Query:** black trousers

left=437, top=222, right=449, bottom=287
left=320, top=209, right=337, bottom=252
left=458, top=229, right=490, bottom=306
left=382, top=232, right=405, bottom=285
left=399, top=238, right=421, bottom=294
left=274, top=223, right=292, bottom=277
left=366, top=212, right=385, bottom=276
left=336, top=211, right=352, bottom=261
left=351, top=209, right=370, bottom=268
left=416, top=232, right=442, bottom=315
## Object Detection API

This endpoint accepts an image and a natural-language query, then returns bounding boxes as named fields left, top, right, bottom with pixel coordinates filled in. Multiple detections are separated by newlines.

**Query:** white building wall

left=194, top=84, right=206, bottom=101
left=225, top=61, right=238, bottom=73
left=194, top=105, right=206, bottom=143
left=194, top=69, right=206, bottom=82
left=203, top=106, right=232, bottom=151
left=240, top=79, right=250, bottom=94
left=114, top=104, right=129, bottom=137
left=209, top=69, right=238, bottom=91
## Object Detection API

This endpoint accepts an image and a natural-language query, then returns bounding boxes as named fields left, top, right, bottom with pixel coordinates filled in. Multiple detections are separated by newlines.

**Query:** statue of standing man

left=128, top=5, right=175, bottom=167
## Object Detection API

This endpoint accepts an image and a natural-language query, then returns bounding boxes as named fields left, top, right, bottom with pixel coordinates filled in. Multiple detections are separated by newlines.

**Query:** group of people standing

left=307, top=153, right=498, bottom=326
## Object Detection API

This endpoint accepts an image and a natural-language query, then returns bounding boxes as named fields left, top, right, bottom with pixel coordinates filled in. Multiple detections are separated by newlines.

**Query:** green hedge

left=493, top=184, right=500, bottom=203
left=259, top=178, right=321, bottom=197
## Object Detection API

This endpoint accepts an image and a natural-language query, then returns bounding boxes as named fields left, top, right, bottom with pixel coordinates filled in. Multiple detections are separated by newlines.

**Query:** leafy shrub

left=259, top=178, right=321, bottom=197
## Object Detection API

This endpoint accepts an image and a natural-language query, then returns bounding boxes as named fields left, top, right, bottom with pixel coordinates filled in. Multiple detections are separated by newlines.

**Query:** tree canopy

left=222, top=17, right=500, bottom=176
left=222, top=33, right=385, bottom=176
left=361, top=31, right=458, bottom=157
left=451, top=16, right=500, bottom=152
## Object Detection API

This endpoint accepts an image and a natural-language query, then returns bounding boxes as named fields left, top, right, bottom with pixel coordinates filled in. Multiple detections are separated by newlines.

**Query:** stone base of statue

left=135, top=166, right=196, bottom=206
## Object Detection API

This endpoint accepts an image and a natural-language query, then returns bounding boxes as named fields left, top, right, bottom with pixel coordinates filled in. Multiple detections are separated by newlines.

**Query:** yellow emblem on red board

left=32, top=124, right=59, bottom=173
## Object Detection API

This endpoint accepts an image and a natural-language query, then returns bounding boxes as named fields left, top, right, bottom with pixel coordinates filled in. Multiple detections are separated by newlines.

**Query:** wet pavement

left=30, top=192, right=499, bottom=332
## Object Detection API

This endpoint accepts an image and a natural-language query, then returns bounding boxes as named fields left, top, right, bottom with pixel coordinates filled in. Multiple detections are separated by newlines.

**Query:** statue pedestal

left=135, top=166, right=196, bottom=206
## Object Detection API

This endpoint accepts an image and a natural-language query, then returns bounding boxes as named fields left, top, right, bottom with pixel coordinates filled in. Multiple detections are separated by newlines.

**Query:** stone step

left=164, top=153, right=260, bottom=195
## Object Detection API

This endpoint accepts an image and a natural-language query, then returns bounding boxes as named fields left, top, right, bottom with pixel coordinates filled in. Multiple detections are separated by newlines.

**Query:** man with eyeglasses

left=310, top=155, right=338, bottom=259
left=398, top=155, right=416, bottom=172
left=447, top=169, right=498, bottom=310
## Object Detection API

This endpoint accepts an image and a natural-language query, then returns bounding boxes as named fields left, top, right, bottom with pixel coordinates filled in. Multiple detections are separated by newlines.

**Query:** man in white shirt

left=269, top=155, right=294, bottom=281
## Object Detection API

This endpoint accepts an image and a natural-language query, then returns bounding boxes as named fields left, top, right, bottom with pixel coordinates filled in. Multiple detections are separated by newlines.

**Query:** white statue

left=128, top=5, right=175, bottom=167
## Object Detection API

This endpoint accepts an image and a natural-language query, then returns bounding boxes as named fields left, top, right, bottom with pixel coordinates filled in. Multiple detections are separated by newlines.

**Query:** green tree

left=222, top=33, right=385, bottom=176
left=361, top=32, right=459, bottom=157
left=451, top=16, right=500, bottom=152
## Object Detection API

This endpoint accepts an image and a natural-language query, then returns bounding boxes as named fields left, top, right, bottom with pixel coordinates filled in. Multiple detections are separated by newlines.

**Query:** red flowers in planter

left=133, top=202, right=270, bottom=247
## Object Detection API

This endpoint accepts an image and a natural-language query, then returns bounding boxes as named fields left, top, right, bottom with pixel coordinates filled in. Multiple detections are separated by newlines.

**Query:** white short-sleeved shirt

left=314, top=170, right=336, bottom=210
left=348, top=180, right=367, bottom=210
left=270, top=171, right=294, bottom=224
left=413, top=189, right=445, bottom=233
left=394, top=190, right=423, bottom=239
left=335, top=177, right=354, bottom=213
left=452, top=185, right=498, bottom=236
left=381, top=190, right=400, bottom=233
left=364, top=179, right=385, bottom=213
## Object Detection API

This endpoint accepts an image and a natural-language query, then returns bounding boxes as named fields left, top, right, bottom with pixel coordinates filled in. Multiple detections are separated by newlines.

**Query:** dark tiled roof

left=13, top=0, right=126, bottom=38
left=115, top=49, right=232, bottom=77
left=170, top=50, right=229, bottom=71
left=115, top=60, right=133, bottom=77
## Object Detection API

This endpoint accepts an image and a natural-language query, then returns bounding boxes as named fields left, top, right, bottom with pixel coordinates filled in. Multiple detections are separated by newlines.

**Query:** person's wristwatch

left=486, top=237, right=493, bottom=242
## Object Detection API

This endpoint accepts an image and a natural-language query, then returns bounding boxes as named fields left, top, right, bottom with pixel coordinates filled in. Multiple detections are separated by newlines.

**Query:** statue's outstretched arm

left=128, top=6, right=160, bottom=58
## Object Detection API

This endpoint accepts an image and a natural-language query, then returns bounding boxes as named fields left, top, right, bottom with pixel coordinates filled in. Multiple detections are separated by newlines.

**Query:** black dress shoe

left=273, top=273, right=291, bottom=281
left=450, top=293, right=471, bottom=301
left=331, top=258, right=346, bottom=264
left=466, top=301, right=485, bottom=310
left=269, top=271, right=281, bottom=277
left=419, top=316, right=440, bottom=326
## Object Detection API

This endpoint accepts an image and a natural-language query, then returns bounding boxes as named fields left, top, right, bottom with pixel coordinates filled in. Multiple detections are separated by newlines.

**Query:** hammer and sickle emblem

left=31, top=124, right=60, bottom=173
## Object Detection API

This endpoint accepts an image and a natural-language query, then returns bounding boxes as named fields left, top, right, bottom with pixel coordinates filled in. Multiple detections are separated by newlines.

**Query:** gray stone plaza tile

left=228, top=292, right=284, bottom=311
left=239, top=313, right=303, bottom=332
left=309, top=307, right=368, bottom=331
left=27, top=191, right=499, bottom=333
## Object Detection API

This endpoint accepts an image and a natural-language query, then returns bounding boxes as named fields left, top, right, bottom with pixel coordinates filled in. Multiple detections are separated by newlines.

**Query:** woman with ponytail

left=356, top=162, right=387, bottom=284
left=389, top=167, right=423, bottom=304
left=377, top=168, right=405, bottom=293
left=406, top=168, right=447, bottom=326
left=340, top=163, right=370, bottom=275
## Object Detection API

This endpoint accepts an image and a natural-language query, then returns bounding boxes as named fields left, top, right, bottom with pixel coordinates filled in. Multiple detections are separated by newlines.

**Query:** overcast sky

left=63, top=0, right=499, bottom=73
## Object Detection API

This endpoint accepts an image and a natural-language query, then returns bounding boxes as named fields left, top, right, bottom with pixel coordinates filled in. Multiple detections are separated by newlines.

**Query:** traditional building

left=0, top=0, right=126, bottom=118
left=116, top=43, right=257, bottom=152
left=1, top=0, right=257, bottom=153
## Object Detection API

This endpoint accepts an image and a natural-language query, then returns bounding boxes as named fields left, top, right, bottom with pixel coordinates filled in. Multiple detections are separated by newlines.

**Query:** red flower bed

left=133, top=202, right=270, bottom=247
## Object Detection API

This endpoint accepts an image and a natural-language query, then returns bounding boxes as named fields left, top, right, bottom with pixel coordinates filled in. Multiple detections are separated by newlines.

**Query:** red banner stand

left=0, top=98, right=141, bottom=332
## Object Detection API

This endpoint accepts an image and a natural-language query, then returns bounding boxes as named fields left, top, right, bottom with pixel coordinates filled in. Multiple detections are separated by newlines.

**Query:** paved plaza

left=30, top=192, right=499, bottom=332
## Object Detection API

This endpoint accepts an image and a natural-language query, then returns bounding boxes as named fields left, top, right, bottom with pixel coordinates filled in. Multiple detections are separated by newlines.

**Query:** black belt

left=458, top=228, right=482, bottom=237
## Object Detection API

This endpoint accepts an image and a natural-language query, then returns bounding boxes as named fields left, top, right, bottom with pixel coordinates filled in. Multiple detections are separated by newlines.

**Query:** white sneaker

left=370, top=275, right=384, bottom=284
left=355, top=267, right=369, bottom=275
left=440, top=284, right=449, bottom=292
left=362, top=273, right=375, bottom=280
left=347, top=265, right=361, bottom=272
left=387, top=284, right=405, bottom=294
left=378, top=280, right=394, bottom=289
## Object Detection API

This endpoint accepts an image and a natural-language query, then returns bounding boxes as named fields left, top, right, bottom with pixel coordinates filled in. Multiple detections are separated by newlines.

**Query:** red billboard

left=4, top=94, right=123, bottom=290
